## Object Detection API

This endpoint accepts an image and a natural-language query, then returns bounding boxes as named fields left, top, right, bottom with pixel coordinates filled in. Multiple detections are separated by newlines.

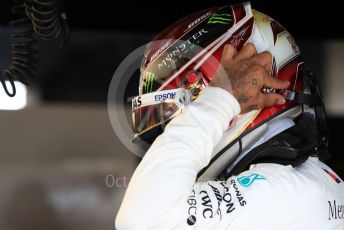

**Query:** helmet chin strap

left=226, top=117, right=295, bottom=173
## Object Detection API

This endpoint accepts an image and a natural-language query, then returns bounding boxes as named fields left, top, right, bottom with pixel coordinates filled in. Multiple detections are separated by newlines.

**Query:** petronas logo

left=144, top=71, right=155, bottom=93
left=208, top=13, right=232, bottom=25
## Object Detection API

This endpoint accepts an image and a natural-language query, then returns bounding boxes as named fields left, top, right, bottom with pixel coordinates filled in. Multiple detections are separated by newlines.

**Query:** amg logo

left=328, top=200, right=344, bottom=220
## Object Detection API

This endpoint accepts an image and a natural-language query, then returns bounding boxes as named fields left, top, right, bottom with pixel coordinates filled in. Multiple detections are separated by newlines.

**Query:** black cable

left=0, top=0, right=68, bottom=97
left=25, top=0, right=69, bottom=46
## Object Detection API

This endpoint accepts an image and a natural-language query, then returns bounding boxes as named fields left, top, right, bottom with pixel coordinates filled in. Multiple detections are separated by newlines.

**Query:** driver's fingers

left=234, top=43, right=257, bottom=62
left=263, top=72, right=290, bottom=89
left=260, top=93, right=286, bottom=107
left=250, top=51, right=273, bottom=72
left=221, top=44, right=237, bottom=63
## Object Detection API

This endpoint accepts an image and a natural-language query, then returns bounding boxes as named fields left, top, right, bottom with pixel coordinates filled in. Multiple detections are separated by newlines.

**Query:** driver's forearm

left=116, top=86, right=240, bottom=230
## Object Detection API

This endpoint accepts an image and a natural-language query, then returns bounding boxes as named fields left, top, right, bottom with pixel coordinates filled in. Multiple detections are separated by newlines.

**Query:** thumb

left=221, top=44, right=237, bottom=63
left=261, top=93, right=286, bottom=107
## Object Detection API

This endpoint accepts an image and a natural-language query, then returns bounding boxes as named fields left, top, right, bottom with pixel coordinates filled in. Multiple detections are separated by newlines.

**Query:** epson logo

left=154, top=92, right=176, bottom=101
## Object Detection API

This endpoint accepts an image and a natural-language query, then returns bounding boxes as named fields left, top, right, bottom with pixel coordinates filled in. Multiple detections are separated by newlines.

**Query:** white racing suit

left=116, top=87, right=344, bottom=230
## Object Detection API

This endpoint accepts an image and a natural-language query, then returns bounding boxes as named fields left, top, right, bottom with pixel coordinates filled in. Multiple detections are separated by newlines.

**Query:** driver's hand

left=209, top=43, right=290, bottom=114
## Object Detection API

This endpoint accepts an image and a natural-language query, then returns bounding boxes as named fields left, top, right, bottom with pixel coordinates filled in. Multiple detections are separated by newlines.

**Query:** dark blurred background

left=0, top=0, right=343, bottom=229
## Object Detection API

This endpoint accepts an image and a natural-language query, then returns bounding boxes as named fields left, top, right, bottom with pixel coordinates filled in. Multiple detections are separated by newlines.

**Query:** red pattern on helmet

left=233, top=4, right=246, bottom=23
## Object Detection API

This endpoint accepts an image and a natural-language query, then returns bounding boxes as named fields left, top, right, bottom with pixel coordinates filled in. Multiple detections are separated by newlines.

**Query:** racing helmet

left=131, top=2, right=329, bottom=179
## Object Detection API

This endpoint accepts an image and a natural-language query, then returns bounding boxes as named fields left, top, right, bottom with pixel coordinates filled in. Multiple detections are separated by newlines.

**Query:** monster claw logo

left=208, top=13, right=232, bottom=25
left=144, top=71, right=155, bottom=93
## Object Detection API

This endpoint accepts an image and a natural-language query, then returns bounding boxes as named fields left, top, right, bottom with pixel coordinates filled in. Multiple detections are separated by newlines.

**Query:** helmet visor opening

left=132, top=88, right=192, bottom=140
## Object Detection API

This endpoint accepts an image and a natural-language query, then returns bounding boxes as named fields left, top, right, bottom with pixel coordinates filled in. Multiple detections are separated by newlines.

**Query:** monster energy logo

left=144, top=71, right=155, bottom=93
left=208, top=13, right=232, bottom=25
